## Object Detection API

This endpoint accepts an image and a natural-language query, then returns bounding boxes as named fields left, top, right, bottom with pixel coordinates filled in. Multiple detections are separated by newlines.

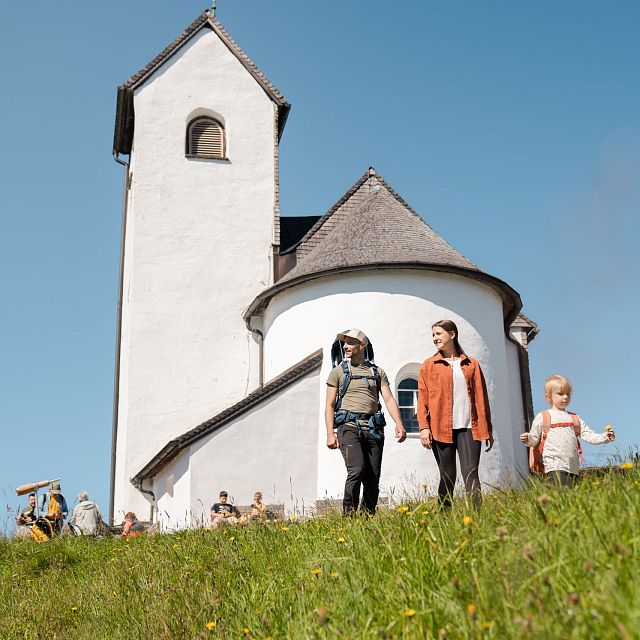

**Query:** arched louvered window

left=187, top=117, right=225, bottom=159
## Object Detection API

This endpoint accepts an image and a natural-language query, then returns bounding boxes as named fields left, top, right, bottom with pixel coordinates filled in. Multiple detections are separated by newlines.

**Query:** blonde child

left=249, top=491, right=267, bottom=522
left=520, top=375, right=615, bottom=486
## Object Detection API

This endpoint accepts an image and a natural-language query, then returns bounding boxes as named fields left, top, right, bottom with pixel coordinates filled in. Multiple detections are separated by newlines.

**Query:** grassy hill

left=1, top=467, right=638, bottom=639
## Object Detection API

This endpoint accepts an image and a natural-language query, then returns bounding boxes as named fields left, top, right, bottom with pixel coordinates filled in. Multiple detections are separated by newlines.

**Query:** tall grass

left=1, top=467, right=638, bottom=639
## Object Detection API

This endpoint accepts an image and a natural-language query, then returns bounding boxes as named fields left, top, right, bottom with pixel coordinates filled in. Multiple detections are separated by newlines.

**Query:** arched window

left=187, top=117, right=225, bottom=159
left=397, top=377, right=419, bottom=433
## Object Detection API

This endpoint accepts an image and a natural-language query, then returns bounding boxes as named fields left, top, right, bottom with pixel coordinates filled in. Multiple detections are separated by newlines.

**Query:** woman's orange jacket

left=417, top=352, right=492, bottom=443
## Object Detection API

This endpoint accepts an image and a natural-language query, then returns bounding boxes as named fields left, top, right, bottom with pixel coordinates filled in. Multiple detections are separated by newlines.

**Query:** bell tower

left=110, top=11, right=290, bottom=520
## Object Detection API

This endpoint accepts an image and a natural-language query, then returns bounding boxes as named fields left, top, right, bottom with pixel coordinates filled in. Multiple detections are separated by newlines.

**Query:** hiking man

left=325, top=329, right=406, bottom=514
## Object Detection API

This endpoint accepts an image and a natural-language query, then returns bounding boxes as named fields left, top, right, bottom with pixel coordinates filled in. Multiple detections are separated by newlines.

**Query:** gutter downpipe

left=251, top=327, right=264, bottom=388
left=109, top=151, right=130, bottom=526
left=244, top=315, right=264, bottom=388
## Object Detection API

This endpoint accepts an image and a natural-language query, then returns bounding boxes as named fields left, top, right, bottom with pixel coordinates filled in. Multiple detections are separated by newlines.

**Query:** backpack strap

left=367, top=361, right=383, bottom=411
left=537, top=410, right=584, bottom=463
left=568, top=412, right=585, bottom=463
left=335, top=360, right=351, bottom=413
left=335, top=360, right=382, bottom=412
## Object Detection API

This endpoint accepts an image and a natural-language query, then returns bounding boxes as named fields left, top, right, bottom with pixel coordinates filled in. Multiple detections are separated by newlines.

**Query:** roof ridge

left=123, top=12, right=209, bottom=89
left=131, top=349, right=323, bottom=485
left=284, top=169, right=370, bottom=255
left=122, top=11, right=288, bottom=107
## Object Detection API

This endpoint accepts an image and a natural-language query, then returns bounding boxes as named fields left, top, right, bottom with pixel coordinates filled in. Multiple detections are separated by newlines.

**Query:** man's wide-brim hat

left=336, top=329, right=368, bottom=345
left=49, top=481, right=62, bottom=495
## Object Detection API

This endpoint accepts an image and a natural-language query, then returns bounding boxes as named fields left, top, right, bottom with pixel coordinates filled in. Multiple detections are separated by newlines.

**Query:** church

left=110, top=10, right=538, bottom=527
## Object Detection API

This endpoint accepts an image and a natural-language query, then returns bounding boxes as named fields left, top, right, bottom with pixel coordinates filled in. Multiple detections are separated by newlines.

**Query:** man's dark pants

left=338, top=423, right=384, bottom=514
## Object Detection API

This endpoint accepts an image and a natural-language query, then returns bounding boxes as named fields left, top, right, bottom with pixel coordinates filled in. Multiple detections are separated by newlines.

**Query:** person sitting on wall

left=67, top=491, right=104, bottom=536
left=122, top=512, right=145, bottom=537
left=45, top=481, right=69, bottom=534
left=15, top=492, right=37, bottom=539
left=210, top=490, right=241, bottom=528
left=248, top=491, right=267, bottom=523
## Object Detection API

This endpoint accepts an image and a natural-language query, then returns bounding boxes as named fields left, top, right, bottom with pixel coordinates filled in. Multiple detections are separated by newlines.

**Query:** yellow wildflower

left=71, top=607, right=78, bottom=612
left=467, top=603, right=477, bottom=616
left=330, top=571, right=339, bottom=578
left=280, top=526, right=289, bottom=532
left=404, top=609, right=416, bottom=617
left=311, top=568, right=322, bottom=575
left=228, top=536, right=235, bottom=542
left=337, top=537, right=346, bottom=543
left=621, top=462, right=634, bottom=470
left=397, top=505, right=409, bottom=513
left=289, top=514, right=297, bottom=522
left=205, top=621, right=217, bottom=631
left=481, top=621, right=493, bottom=630
left=462, top=515, right=473, bottom=526
left=242, top=628, right=250, bottom=636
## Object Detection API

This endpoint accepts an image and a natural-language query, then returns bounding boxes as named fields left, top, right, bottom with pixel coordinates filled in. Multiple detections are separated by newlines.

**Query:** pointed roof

left=114, top=11, right=290, bottom=155
left=246, top=168, right=522, bottom=324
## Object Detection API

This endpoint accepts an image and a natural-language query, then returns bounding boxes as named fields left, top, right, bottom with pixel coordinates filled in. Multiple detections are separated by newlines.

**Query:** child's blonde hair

left=544, top=374, right=572, bottom=402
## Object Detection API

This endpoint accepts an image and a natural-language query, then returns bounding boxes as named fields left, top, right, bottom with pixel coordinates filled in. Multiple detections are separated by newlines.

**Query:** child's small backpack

left=529, top=410, right=584, bottom=473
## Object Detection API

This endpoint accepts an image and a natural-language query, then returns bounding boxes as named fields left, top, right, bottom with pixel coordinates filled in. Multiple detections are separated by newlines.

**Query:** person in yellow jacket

left=45, top=481, right=68, bottom=534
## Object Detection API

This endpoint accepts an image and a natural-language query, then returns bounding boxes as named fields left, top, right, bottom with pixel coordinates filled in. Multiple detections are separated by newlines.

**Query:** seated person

left=15, top=492, right=37, bottom=539
left=68, top=491, right=103, bottom=536
left=46, top=481, right=68, bottom=534
left=210, top=490, right=241, bottom=528
left=122, top=512, right=145, bottom=537
left=249, top=491, right=267, bottom=522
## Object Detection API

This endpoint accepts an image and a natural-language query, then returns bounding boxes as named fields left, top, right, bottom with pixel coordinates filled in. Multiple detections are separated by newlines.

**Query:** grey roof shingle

left=130, top=349, right=322, bottom=486
left=279, top=187, right=480, bottom=283
left=114, top=10, right=290, bottom=155
left=246, top=168, right=522, bottom=323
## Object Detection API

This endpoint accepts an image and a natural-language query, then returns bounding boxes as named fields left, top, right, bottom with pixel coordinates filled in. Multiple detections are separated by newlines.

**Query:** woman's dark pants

left=338, top=423, right=384, bottom=514
left=432, top=429, right=482, bottom=508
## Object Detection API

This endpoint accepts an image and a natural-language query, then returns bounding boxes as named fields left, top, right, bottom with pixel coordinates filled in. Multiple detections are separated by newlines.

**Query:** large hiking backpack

left=529, top=410, right=584, bottom=473
left=330, top=332, right=375, bottom=368
left=331, top=332, right=385, bottom=434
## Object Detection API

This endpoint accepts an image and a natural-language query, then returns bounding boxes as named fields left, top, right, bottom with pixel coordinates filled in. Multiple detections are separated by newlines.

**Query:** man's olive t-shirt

left=327, top=362, right=389, bottom=414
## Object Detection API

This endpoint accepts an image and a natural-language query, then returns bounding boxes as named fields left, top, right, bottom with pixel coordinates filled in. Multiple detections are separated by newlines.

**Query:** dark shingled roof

left=281, top=188, right=480, bottom=282
left=130, top=349, right=322, bottom=487
left=246, top=168, right=523, bottom=324
left=114, top=10, right=290, bottom=155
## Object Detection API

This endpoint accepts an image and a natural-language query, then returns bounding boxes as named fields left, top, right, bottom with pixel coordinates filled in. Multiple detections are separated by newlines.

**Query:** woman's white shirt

left=451, top=360, right=471, bottom=430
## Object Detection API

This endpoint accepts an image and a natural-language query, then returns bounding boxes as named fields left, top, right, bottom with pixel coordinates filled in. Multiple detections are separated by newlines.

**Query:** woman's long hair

left=432, top=319, right=465, bottom=356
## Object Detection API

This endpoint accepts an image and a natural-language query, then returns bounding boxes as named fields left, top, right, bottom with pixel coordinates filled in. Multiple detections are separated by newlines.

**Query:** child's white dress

left=524, top=409, right=609, bottom=475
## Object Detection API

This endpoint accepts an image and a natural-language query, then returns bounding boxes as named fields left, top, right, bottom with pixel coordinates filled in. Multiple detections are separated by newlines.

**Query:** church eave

left=130, top=349, right=323, bottom=488
left=244, top=263, right=523, bottom=328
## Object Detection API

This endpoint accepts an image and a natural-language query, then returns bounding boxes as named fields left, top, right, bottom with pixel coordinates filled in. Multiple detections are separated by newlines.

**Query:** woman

left=417, top=319, right=493, bottom=507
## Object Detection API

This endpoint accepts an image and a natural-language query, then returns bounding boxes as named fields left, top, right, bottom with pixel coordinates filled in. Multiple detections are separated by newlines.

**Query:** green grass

left=2, top=467, right=639, bottom=639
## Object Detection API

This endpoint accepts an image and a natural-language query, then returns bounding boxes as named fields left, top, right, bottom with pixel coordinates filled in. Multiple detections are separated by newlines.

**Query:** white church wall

left=154, top=450, right=191, bottom=531
left=115, top=27, right=277, bottom=516
left=505, top=336, right=531, bottom=482
left=187, top=369, right=321, bottom=521
left=262, top=270, right=522, bottom=498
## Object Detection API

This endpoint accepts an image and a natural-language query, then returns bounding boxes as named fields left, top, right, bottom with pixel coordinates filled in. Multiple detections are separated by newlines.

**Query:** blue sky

left=1, top=1, right=638, bottom=528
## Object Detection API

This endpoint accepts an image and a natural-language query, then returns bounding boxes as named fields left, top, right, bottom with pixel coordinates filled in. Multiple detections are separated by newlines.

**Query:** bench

left=236, top=504, right=285, bottom=521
